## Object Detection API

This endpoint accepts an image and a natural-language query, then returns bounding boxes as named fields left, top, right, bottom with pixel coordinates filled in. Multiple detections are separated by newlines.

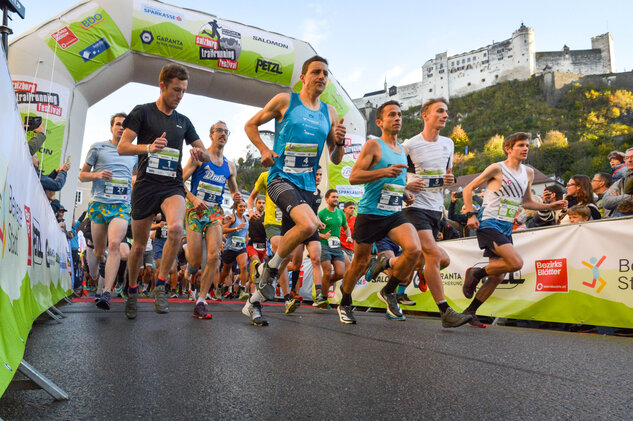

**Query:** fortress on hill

left=353, top=24, right=615, bottom=112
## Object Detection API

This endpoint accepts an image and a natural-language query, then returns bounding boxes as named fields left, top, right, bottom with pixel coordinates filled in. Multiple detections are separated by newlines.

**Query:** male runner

left=79, top=113, right=137, bottom=310
left=118, top=63, right=210, bottom=319
left=243, top=56, right=346, bottom=324
left=401, top=98, right=472, bottom=328
left=317, top=189, right=350, bottom=309
left=461, top=132, right=567, bottom=327
left=182, top=121, right=240, bottom=320
left=219, top=200, right=249, bottom=301
left=340, top=201, right=356, bottom=266
left=246, top=195, right=267, bottom=295
left=338, top=100, right=421, bottom=324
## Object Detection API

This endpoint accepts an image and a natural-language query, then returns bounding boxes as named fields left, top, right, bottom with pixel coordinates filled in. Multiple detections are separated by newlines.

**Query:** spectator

left=615, top=198, right=633, bottom=217
left=608, top=151, right=628, bottom=182
left=514, top=195, right=542, bottom=230
left=591, top=172, right=612, bottom=216
left=560, top=175, right=601, bottom=223
left=603, top=147, right=633, bottom=217
left=447, top=191, right=482, bottom=237
left=566, top=205, right=591, bottom=223
left=527, top=184, right=565, bottom=228
left=35, top=155, right=70, bottom=192
left=27, top=121, right=47, bottom=156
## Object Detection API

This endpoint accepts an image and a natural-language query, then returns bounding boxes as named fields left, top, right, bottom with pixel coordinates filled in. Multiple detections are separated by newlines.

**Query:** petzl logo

left=255, top=58, right=282, bottom=74
left=582, top=256, right=606, bottom=293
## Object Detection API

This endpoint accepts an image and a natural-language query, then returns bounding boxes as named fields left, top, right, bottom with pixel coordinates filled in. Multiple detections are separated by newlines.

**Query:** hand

left=260, top=148, right=278, bottom=167
left=549, top=200, right=568, bottom=211
left=323, top=231, right=331, bottom=239
left=335, top=118, right=346, bottom=145
left=467, top=215, right=480, bottom=230
left=191, top=196, right=208, bottom=213
left=159, top=221, right=166, bottom=227
left=237, top=222, right=246, bottom=230
left=34, top=122, right=45, bottom=134
left=150, top=132, right=168, bottom=153
left=404, top=191, right=414, bottom=205
left=319, top=221, right=326, bottom=230
left=233, top=192, right=242, bottom=203
left=251, top=209, right=262, bottom=219
left=58, top=162, right=71, bottom=172
left=100, top=170, right=113, bottom=181
left=444, top=169, right=455, bottom=186
left=190, top=147, right=205, bottom=161
left=406, top=177, right=425, bottom=193
left=382, top=164, right=408, bottom=178
left=451, top=192, right=457, bottom=203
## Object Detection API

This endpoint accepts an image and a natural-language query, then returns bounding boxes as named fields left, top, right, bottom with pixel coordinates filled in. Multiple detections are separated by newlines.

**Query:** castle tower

left=511, top=23, right=535, bottom=79
left=591, top=33, right=615, bottom=73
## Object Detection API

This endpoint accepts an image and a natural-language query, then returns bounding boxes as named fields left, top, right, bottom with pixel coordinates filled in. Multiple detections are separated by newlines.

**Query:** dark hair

left=595, top=172, right=613, bottom=188
left=343, top=201, right=356, bottom=209
left=420, top=97, right=448, bottom=115
left=544, top=184, right=564, bottom=200
left=376, top=100, right=401, bottom=120
left=110, top=112, right=127, bottom=127
left=325, top=189, right=338, bottom=199
left=301, top=56, right=328, bottom=75
left=503, top=132, right=531, bottom=156
left=567, top=174, right=595, bottom=205
left=231, top=198, right=245, bottom=211
left=159, top=63, right=189, bottom=85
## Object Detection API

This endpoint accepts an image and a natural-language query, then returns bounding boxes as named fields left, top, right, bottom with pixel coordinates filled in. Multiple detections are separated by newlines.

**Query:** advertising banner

left=131, top=0, right=294, bottom=86
left=1, top=60, right=72, bottom=396
left=12, top=76, right=70, bottom=175
left=327, top=133, right=365, bottom=206
left=297, top=218, right=633, bottom=328
left=44, top=2, right=129, bottom=82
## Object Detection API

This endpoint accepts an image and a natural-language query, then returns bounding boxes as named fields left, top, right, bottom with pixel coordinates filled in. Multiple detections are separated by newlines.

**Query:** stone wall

left=543, top=71, right=633, bottom=106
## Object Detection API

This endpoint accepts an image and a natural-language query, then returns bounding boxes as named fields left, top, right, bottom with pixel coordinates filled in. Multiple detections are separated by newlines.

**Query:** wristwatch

left=465, top=212, right=476, bottom=218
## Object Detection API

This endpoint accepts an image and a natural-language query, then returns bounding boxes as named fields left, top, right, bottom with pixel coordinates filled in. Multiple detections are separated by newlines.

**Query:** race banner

left=1, top=59, right=72, bottom=396
left=44, top=2, right=129, bottom=82
left=12, top=76, right=70, bottom=174
left=131, top=0, right=295, bottom=86
left=328, top=133, right=365, bottom=207
left=298, top=217, right=633, bottom=328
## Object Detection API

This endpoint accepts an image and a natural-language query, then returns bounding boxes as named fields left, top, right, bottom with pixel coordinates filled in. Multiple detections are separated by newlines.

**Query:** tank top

left=358, top=137, right=407, bottom=216
left=268, top=92, right=331, bottom=191
left=480, top=162, right=528, bottom=235
left=190, top=157, right=231, bottom=207
left=225, top=213, right=249, bottom=251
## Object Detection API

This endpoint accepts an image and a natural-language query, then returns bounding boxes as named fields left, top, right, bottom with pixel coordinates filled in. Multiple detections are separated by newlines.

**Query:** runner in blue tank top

left=219, top=200, right=250, bottom=299
left=338, top=101, right=422, bottom=325
left=460, top=132, right=567, bottom=327
left=243, top=56, right=347, bottom=326
left=182, top=121, right=241, bottom=320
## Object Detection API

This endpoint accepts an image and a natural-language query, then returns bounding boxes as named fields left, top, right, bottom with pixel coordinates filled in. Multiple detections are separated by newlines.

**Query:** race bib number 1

left=378, top=183, right=404, bottom=212
left=104, top=178, right=130, bottom=200
left=283, top=143, right=318, bottom=174
left=147, top=147, right=180, bottom=177
left=497, top=197, right=521, bottom=222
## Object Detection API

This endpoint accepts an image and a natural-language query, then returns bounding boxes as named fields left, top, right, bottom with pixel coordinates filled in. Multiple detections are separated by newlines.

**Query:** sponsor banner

left=328, top=133, right=365, bottom=208
left=44, top=3, right=129, bottom=82
left=297, top=218, right=633, bottom=328
left=131, top=0, right=294, bottom=85
left=12, top=75, right=70, bottom=174
left=1, top=58, right=72, bottom=396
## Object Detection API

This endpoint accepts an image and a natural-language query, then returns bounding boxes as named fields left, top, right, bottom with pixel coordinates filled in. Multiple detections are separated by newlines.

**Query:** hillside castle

left=353, top=24, right=615, bottom=112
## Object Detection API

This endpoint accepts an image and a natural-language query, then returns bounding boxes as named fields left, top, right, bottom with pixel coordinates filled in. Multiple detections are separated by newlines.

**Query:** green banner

left=131, top=1, right=294, bottom=86
left=327, top=133, right=365, bottom=207
left=46, top=5, right=129, bottom=82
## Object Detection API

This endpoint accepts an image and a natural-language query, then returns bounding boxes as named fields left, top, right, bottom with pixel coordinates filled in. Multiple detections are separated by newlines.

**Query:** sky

left=7, top=0, right=633, bottom=165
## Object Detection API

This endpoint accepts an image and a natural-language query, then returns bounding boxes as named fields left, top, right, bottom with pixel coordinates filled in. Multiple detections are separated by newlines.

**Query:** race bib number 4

left=497, top=197, right=521, bottom=222
left=419, top=168, right=445, bottom=192
left=196, top=181, right=222, bottom=206
left=147, top=147, right=180, bottom=177
left=104, top=177, right=130, bottom=200
left=283, top=143, right=318, bottom=174
left=378, top=183, right=404, bottom=212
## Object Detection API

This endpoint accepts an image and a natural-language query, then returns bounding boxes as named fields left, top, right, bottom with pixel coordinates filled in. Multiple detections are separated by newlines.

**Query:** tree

left=450, top=124, right=470, bottom=153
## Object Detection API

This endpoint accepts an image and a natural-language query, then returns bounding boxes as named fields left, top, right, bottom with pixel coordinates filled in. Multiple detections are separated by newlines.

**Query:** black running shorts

left=267, top=176, right=319, bottom=243
left=352, top=212, right=411, bottom=245
left=476, top=227, right=513, bottom=258
left=402, top=207, right=442, bottom=239
left=131, top=180, right=186, bottom=220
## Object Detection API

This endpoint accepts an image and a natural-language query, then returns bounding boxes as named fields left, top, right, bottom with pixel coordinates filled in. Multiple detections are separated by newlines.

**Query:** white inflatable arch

left=8, top=0, right=365, bottom=215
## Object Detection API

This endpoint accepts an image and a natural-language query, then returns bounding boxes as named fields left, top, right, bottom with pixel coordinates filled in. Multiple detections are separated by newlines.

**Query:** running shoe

left=125, top=292, right=138, bottom=319
left=249, top=260, right=259, bottom=283
left=463, top=267, right=481, bottom=299
left=313, top=293, right=328, bottom=308
left=337, top=305, right=357, bottom=324
left=192, top=302, right=212, bottom=320
left=464, top=310, right=486, bottom=328
left=96, top=291, right=111, bottom=310
left=152, top=285, right=169, bottom=314
left=238, top=290, right=250, bottom=301
left=441, top=308, right=473, bottom=328
left=242, top=300, right=269, bottom=326
left=171, top=292, right=179, bottom=299
left=290, top=290, right=303, bottom=303
left=417, top=269, right=428, bottom=293
left=369, top=254, right=390, bottom=281
left=257, top=262, right=278, bottom=301
left=223, top=289, right=233, bottom=299
left=396, top=293, right=416, bottom=306
left=188, top=290, right=196, bottom=301
left=377, top=288, right=404, bottom=319
left=285, top=297, right=299, bottom=314
left=114, top=285, right=124, bottom=298
left=94, top=293, right=101, bottom=303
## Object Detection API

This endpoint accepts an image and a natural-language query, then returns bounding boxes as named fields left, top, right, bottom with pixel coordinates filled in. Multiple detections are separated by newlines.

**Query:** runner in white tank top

left=459, top=133, right=567, bottom=328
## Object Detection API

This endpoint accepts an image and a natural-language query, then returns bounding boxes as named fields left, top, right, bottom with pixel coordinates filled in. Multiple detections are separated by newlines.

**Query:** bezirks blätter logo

left=535, top=258, right=568, bottom=292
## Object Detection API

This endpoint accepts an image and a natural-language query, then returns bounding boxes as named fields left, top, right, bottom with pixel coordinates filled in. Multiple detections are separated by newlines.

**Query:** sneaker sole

left=285, top=302, right=299, bottom=314
left=337, top=307, right=356, bottom=324
left=398, top=301, right=416, bottom=306
left=251, top=319, right=269, bottom=326
left=386, top=313, right=406, bottom=321
left=192, top=314, right=212, bottom=320
left=259, top=284, right=275, bottom=301
left=96, top=300, right=110, bottom=311
left=377, top=291, right=403, bottom=318
left=468, top=322, right=487, bottom=328
left=442, top=316, right=473, bottom=328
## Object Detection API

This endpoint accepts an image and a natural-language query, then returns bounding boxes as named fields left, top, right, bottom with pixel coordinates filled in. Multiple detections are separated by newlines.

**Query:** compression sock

left=156, top=276, right=167, bottom=287
left=268, top=253, right=283, bottom=269
left=249, top=289, right=264, bottom=303
left=396, top=285, right=407, bottom=295
left=291, top=270, right=300, bottom=291
left=340, top=290, right=353, bottom=307
left=436, top=300, right=449, bottom=314
left=466, top=298, right=484, bottom=313
left=383, top=276, right=401, bottom=294
left=284, top=294, right=292, bottom=301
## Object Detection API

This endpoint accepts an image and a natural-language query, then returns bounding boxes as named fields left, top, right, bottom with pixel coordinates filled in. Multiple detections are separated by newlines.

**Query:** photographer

left=25, top=117, right=46, bottom=156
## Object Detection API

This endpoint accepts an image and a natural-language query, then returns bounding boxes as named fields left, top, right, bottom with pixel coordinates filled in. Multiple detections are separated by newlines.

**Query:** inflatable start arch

left=8, top=0, right=366, bottom=214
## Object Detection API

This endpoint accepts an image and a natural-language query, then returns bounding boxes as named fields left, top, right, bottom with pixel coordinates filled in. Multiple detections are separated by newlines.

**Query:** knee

left=130, top=244, right=144, bottom=257
left=167, top=223, right=184, bottom=240
left=108, top=241, right=120, bottom=255
left=405, top=244, right=422, bottom=263
left=440, top=254, right=450, bottom=269
left=508, top=256, right=523, bottom=273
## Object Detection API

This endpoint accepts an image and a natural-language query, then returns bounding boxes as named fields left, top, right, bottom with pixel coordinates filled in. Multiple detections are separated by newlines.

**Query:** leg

left=276, top=204, right=319, bottom=259
left=158, top=195, right=186, bottom=280
left=199, top=224, right=222, bottom=301
left=127, top=216, right=153, bottom=288
left=103, top=218, right=128, bottom=293
left=417, top=230, right=447, bottom=304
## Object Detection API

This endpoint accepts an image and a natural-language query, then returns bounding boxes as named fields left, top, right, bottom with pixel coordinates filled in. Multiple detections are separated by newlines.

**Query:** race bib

left=196, top=181, right=222, bottom=206
left=161, top=226, right=168, bottom=238
left=378, top=183, right=404, bottom=212
left=103, top=177, right=130, bottom=200
left=283, top=143, right=318, bottom=174
left=327, top=236, right=341, bottom=248
left=147, top=147, right=180, bottom=177
left=253, top=242, right=266, bottom=251
left=496, top=197, right=521, bottom=222
left=419, top=168, right=445, bottom=192
left=274, top=207, right=283, bottom=223
left=230, top=236, right=246, bottom=249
